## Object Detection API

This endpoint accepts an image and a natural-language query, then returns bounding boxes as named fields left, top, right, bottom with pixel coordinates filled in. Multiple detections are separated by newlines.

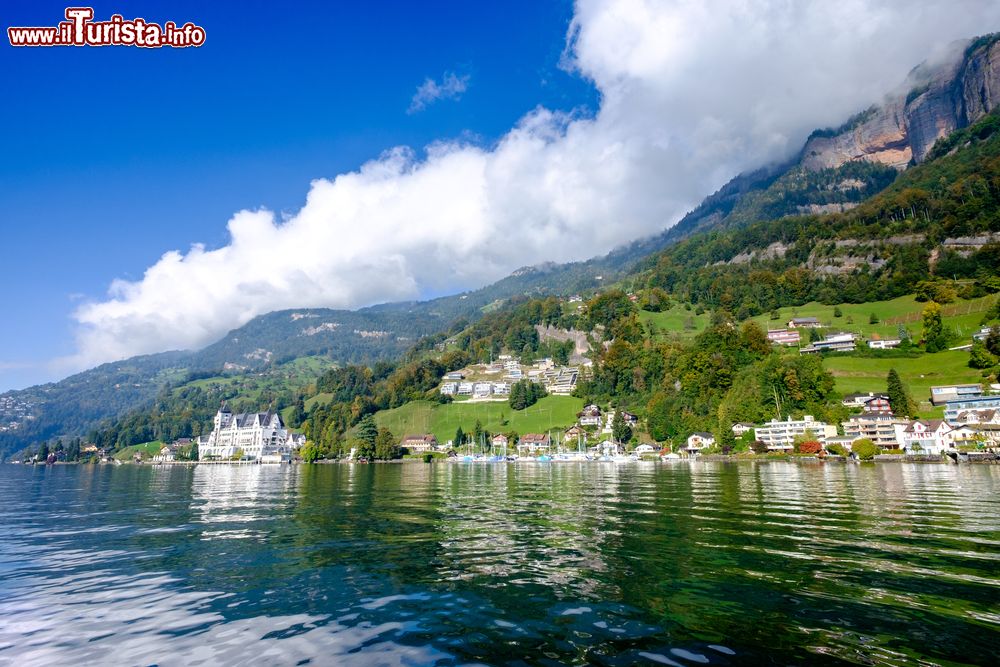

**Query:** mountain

left=4, top=35, right=1000, bottom=460
left=802, top=35, right=1000, bottom=170
left=659, top=34, right=1000, bottom=246
left=643, top=108, right=1000, bottom=313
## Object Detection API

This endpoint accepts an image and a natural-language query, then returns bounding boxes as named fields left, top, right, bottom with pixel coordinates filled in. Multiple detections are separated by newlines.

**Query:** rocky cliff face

left=801, top=35, right=1000, bottom=171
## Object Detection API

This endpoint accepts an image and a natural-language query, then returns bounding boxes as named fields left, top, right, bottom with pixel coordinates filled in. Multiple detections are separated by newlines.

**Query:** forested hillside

left=643, top=111, right=1000, bottom=316
left=9, top=79, right=1000, bottom=462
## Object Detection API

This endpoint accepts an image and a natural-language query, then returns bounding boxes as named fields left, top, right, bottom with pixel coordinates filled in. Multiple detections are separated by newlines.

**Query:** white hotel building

left=199, top=405, right=291, bottom=462
left=753, top=415, right=838, bottom=451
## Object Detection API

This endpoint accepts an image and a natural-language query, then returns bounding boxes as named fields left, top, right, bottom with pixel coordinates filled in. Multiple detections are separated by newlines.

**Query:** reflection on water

left=1, top=461, right=999, bottom=666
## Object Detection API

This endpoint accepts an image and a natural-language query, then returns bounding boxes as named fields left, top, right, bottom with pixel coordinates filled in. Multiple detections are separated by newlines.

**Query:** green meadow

left=113, top=440, right=164, bottom=461
left=749, top=294, right=996, bottom=341
left=824, top=349, right=989, bottom=416
left=373, top=395, right=584, bottom=445
left=638, top=304, right=712, bottom=339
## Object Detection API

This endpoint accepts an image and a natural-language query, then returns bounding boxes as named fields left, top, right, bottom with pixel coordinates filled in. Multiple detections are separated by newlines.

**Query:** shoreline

left=12, top=453, right=999, bottom=466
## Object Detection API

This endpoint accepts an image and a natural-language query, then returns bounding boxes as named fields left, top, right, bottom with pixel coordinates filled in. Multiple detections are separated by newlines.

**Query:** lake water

left=1, top=461, right=998, bottom=666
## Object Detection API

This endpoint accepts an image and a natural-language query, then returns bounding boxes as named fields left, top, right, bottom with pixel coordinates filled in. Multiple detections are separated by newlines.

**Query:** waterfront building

left=518, top=433, right=551, bottom=455
left=684, top=432, right=715, bottom=454
left=199, top=406, right=290, bottom=462
left=753, top=415, right=837, bottom=451
left=842, top=412, right=908, bottom=449
left=401, top=434, right=438, bottom=452
left=900, top=419, right=953, bottom=455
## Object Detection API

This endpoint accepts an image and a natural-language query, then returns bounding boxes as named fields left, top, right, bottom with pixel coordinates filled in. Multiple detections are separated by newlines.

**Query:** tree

left=869, top=313, right=879, bottom=325
left=886, top=368, right=917, bottom=417
left=851, top=438, right=878, bottom=461
left=473, top=419, right=485, bottom=447
left=612, top=410, right=633, bottom=444
left=509, top=379, right=545, bottom=410
left=288, top=398, right=306, bottom=428
left=646, top=392, right=674, bottom=442
left=922, top=301, right=947, bottom=352
left=750, top=440, right=768, bottom=454
left=374, top=427, right=399, bottom=460
left=833, top=306, right=843, bottom=318
left=826, top=442, right=848, bottom=456
left=354, top=437, right=375, bottom=460
left=718, top=428, right=736, bottom=454
left=797, top=441, right=822, bottom=455
left=356, top=415, right=378, bottom=450
left=300, top=441, right=321, bottom=463
left=986, top=325, right=1000, bottom=357
left=969, top=341, right=997, bottom=369
left=37, top=442, right=49, bottom=461
left=454, top=426, right=465, bottom=449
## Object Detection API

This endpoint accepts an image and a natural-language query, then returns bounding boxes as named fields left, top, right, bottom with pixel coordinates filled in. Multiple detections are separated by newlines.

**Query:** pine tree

left=612, top=410, right=632, bottom=444
left=356, top=415, right=378, bottom=449
left=454, top=426, right=465, bottom=448
left=886, top=368, right=917, bottom=418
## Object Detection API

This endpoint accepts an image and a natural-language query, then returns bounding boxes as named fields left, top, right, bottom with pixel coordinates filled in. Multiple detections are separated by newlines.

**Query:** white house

left=767, top=329, right=801, bottom=346
left=440, top=382, right=458, bottom=395
left=199, top=406, right=290, bottom=462
left=492, top=382, right=511, bottom=396
left=684, top=432, right=715, bottom=454
left=473, top=382, right=493, bottom=398
left=731, top=422, right=755, bottom=437
left=973, top=326, right=995, bottom=342
left=457, top=382, right=474, bottom=396
left=634, top=444, right=656, bottom=455
left=517, top=433, right=551, bottom=455
left=578, top=404, right=602, bottom=427
left=800, top=332, right=856, bottom=354
left=841, top=392, right=890, bottom=409
left=953, top=408, right=1000, bottom=425
left=152, top=445, right=177, bottom=462
left=868, top=339, right=901, bottom=350
left=401, top=434, right=438, bottom=452
left=900, top=419, right=953, bottom=455
left=286, top=433, right=306, bottom=450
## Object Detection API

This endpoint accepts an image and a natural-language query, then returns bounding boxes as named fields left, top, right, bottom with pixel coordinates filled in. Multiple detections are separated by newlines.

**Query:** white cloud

left=408, top=71, right=470, bottom=113
left=66, top=0, right=1000, bottom=371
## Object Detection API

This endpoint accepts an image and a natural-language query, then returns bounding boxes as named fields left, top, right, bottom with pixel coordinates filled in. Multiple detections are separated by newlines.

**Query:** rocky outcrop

left=801, top=35, right=1000, bottom=171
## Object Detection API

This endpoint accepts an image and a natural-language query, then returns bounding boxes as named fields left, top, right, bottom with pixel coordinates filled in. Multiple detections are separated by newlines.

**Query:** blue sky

left=0, top=0, right=595, bottom=389
left=3, top=1, right=998, bottom=392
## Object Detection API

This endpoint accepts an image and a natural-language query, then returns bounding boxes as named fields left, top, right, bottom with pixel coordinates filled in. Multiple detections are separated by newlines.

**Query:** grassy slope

left=373, top=395, right=584, bottom=444
left=824, top=350, right=987, bottom=417
left=749, top=294, right=997, bottom=341
left=113, top=440, right=164, bottom=461
left=638, top=304, right=712, bottom=339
